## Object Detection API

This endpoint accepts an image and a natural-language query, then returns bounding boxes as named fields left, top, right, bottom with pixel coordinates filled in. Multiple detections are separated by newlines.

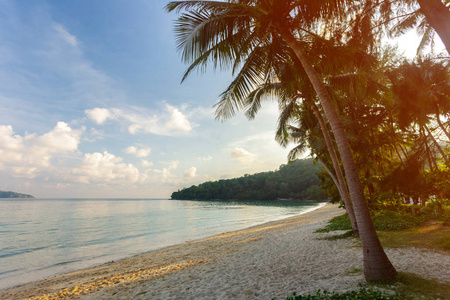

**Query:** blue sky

left=0, top=1, right=444, bottom=198
left=0, top=0, right=294, bottom=198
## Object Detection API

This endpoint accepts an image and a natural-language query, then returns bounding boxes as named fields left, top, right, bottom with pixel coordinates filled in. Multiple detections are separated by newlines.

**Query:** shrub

left=315, top=213, right=353, bottom=233
left=275, top=288, right=410, bottom=299
left=371, top=210, right=427, bottom=230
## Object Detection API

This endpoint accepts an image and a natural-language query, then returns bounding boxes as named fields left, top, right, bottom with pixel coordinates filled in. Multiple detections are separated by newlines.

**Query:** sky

left=0, top=0, right=445, bottom=198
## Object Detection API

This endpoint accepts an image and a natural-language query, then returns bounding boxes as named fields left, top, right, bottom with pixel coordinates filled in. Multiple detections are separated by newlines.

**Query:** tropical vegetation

left=171, top=158, right=328, bottom=200
left=167, top=0, right=449, bottom=282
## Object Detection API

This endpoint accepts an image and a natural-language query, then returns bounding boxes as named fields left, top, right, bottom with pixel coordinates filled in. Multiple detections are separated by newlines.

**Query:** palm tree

left=167, top=0, right=397, bottom=281
left=389, top=58, right=450, bottom=164
left=244, top=68, right=359, bottom=236
left=416, top=0, right=450, bottom=54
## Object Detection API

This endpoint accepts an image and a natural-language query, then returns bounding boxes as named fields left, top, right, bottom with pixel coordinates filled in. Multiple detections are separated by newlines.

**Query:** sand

left=1, top=203, right=448, bottom=300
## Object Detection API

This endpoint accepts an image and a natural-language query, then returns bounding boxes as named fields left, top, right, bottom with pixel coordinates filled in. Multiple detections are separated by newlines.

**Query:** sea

left=0, top=198, right=326, bottom=289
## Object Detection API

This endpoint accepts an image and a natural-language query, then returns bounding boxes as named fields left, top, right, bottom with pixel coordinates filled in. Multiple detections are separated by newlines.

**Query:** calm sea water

left=0, top=198, right=326, bottom=289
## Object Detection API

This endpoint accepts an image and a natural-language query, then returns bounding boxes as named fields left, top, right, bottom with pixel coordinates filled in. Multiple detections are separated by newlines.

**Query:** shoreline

left=0, top=199, right=325, bottom=291
left=1, top=203, right=448, bottom=299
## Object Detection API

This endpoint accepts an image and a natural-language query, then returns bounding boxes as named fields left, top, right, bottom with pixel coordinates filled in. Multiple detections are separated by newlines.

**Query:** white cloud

left=34, top=122, right=81, bottom=153
left=0, top=122, right=82, bottom=178
left=164, top=105, right=192, bottom=132
left=124, top=104, right=192, bottom=136
left=56, top=183, right=70, bottom=189
left=168, top=160, right=179, bottom=170
left=231, top=147, right=253, bottom=158
left=183, top=167, right=197, bottom=178
left=72, top=151, right=147, bottom=184
left=125, top=146, right=151, bottom=158
left=88, top=104, right=193, bottom=136
left=148, top=160, right=180, bottom=183
left=128, top=123, right=142, bottom=135
left=231, top=147, right=256, bottom=163
left=198, top=155, right=212, bottom=161
left=141, top=159, right=154, bottom=167
left=53, top=24, right=78, bottom=47
left=85, top=108, right=115, bottom=125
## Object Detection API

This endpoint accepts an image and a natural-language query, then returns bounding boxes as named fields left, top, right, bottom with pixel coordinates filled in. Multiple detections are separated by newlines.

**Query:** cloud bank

left=85, top=104, right=192, bottom=137
left=0, top=122, right=81, bottom=178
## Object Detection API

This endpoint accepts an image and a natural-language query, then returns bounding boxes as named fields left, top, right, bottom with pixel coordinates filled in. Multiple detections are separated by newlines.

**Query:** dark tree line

left=171, top=158, right=328, bottom=201
left=0, top=190, right=34, bottom=198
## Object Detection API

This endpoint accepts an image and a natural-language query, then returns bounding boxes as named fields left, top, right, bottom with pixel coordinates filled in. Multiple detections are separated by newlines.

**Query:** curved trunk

left=417, top=0, right=450, bottom=54
left=316, top=155, right=342, bottom=195
left=281, top=30, right=397, bottom=281
left=309, top=100, right=359, bottom=236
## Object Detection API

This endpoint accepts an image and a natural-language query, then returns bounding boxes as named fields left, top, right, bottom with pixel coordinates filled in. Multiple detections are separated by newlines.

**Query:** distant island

left=171, top=158, right=328, bottom=201
left=0, top=190, right=34, bottom=198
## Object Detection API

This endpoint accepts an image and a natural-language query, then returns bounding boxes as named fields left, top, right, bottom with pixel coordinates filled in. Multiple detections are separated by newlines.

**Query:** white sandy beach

left=1, top=203, right=448, bottom=300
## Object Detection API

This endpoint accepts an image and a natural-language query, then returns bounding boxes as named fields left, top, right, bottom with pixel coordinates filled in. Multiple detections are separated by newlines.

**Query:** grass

left=274, top=287, right=410, bottom=299
left=377, top=220, right=450, bottom=253
left=317, top=230, right=354, bottom=240
left=311, top=209, right=450, bottom=299
left=316, top=212, right=450, bottom=253
left=366, top=272, right=450, bottom=300
left=275, top=272, right=450, bottom=300
left=314, top=213, right=353, bottom=233
left=346, top=267, right=363, bottom=276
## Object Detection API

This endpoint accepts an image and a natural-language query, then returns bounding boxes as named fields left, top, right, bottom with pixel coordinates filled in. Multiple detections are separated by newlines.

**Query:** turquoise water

left=0, top=198, right=326, bottom=289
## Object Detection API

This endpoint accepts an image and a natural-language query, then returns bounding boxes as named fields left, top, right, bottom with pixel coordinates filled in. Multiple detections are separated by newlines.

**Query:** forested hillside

left=0, top=190, right=34, bottom=198
left=171, top=158, right=327, bottom=200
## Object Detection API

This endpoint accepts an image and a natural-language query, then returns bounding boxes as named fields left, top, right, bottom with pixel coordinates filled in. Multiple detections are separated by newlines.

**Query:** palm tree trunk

left=417, top=0, right=450, bottom=54
left=316, top=155, right=342, bottom=193
left=281, top=29, right=397, bottom=281
left=309, top=100, right=359, bottom=236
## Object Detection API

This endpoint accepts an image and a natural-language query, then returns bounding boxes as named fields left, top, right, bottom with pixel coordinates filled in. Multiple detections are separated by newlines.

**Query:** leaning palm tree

left=242, top=60, right=359, bottom=236
left=167, top=0, right=397, bottom=281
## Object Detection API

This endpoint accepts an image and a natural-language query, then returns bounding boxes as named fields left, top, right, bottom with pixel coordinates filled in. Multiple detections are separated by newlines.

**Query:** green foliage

left=369, top=198, right=450, bottom=230
left=315, top=213, right=353, bottom=233
left=367, top=272, right=450, bottom=300
left=316, top=201, right=450, bottom=234
left=371, top=210, right=427, bottom=231
left=274, top=287, right=409, bottom=300
left=171, top=159, right=328, bottom=200
left=318, top=230, right=354, bottom=240
left=435, top=234, right=450, bottom=251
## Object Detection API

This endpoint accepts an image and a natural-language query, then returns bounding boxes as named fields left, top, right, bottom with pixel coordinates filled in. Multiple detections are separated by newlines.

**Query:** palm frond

left=275, top=99, right=299, bottom=147
left=214, top=45, right=268, bottom=121
left=166, top=1, right=242, bottom=14
left=174, top=10, right=253, bottom=64
left=180, top=28, right=250, bottom=82
left=416, top=25, right=435, bottom=55
left=288, top=143, right=308, bottom=162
